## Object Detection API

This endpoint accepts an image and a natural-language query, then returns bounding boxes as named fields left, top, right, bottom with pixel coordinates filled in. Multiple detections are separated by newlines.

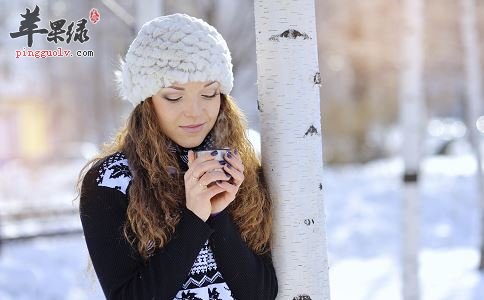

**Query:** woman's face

left=152, top=80, right=221, bottom=148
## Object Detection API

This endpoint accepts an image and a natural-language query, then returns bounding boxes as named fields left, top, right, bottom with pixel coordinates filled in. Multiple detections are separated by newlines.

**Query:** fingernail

left=227, top=152, right=233, bottom=159
left=211, top=150, right=218, bottom=156
left=219, top=160, right=226, bottom=165
left=226, top=173, right=231, bottom=178
left=216, top=180, right=223, bottom=184
left=226, top=163, right=232, bottom=168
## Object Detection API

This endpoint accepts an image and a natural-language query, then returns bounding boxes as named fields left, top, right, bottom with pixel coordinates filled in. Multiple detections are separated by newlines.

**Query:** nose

left=184, top=97, right=203, bottom=117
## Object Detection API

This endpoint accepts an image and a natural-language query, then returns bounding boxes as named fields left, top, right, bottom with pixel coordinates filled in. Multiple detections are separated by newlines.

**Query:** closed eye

left=164, top=96, right=182, bottom=102
left=163, top=92, right=219, bottom=102
left=202, top=92, right=219, bottom=98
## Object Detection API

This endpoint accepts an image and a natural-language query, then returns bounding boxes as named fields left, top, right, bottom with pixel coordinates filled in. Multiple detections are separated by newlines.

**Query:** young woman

left=77, top=13, right=277, bottom=300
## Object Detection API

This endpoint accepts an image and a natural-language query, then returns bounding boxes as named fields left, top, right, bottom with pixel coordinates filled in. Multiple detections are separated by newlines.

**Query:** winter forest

left=1, top=0, right=484, bottom=299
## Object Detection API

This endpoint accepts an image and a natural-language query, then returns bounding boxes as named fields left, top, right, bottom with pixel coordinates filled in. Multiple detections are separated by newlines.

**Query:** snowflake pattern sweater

left=79, top=132, right=278, bottom=300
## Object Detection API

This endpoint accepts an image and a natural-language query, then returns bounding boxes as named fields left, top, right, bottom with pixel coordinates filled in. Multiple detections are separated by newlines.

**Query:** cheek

left=152, top=99, right=178, bottom=128
left=210, top=99, right=221, bottom=117
left=152, top=104, right=165, bottom=122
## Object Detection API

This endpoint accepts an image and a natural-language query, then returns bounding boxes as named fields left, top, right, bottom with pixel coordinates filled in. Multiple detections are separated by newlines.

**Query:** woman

left=76, top=13, right=277, bottom=300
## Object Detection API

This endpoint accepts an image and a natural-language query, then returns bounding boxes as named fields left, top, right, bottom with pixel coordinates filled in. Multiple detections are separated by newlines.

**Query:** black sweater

left=79, top=152, right=278, bottom=300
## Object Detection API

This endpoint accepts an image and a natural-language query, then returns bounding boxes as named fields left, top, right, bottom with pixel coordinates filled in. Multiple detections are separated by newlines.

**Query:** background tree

left=459, top=0, right=484, bottom=271
left=399, top=0, right=425, bottom=299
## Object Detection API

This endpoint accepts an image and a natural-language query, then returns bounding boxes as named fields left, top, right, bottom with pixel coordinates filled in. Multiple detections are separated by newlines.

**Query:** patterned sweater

left=79, top=134, right=278, bottom=300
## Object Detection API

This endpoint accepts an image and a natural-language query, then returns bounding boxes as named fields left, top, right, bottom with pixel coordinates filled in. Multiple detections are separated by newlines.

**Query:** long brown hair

left=75, top=94, right=273, bottom=260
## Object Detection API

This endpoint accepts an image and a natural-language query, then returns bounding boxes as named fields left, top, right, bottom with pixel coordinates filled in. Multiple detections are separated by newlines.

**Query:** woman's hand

left=211, top=150, right=245, bottom=215
left=184, top=150, right=231, bottom=222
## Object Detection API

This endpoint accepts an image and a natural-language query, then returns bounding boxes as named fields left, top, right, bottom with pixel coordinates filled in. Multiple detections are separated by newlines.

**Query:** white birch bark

left=459, top=0, right=484, bottom=270
left=254, top=1, right=330, bottom=299
left=399, top=0, right=424, bottom=299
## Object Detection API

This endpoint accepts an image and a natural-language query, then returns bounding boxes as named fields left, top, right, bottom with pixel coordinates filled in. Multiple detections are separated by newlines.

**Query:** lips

left=180, top=123, right=204, bottom=133
left=180, top=123, right=204, bottom=128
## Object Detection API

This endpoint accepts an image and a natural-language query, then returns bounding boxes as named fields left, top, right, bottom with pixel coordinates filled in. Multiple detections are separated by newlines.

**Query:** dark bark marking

left=403, top=172, right=419, bottom=183
left=304, top=219, right=315, bottom=226
left=304, top=125, right=320, bottom=137
left=313, top=72, right=322, bottom=86
left=269, top=29, right=311, bottom=41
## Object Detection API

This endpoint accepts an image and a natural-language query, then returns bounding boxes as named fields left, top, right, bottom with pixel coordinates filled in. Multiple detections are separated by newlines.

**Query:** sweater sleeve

left=206, top=209, right=278, bottom=300
left=79, top=165, right=214, bottom=300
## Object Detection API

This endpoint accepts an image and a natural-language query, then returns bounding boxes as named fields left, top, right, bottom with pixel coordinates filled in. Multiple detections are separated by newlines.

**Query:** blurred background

left=1, top=0, right=484, bottom=299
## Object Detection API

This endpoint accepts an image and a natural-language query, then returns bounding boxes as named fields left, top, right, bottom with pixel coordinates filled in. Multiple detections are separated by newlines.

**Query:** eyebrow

left=166, top=81, right=217, bottom=91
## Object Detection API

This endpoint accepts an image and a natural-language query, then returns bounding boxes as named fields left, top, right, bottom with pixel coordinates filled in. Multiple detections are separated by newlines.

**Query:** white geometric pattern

left=182, top=272, right=225, bottom=290
left=96, top=152, right=132, bottom=195
left=190, top=240, right=219, bottom=275
left=169, top=239, right=235, bottom=299
left=173, top=282, right=234, bottom=300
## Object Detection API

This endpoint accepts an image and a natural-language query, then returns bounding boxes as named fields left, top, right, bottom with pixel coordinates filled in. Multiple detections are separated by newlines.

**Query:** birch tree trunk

left=399, top=0, right=424, bottom=299
left=254, top=1, right=330, bottom=299
left=459, top=0, right=484, bottom=271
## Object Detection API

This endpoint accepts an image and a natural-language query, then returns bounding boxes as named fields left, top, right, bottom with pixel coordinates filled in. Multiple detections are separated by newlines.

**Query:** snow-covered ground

left=326, top=155, right=484, bottom=300
left=0, top=155, right=483, bottom=299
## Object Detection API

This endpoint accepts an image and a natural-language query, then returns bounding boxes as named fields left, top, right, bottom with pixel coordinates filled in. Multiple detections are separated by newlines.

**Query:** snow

left=326, top=155, right=484, bottom=300
left=0, top=235, right=104, bottom=300
left=0, top=154, right=483, bottom=299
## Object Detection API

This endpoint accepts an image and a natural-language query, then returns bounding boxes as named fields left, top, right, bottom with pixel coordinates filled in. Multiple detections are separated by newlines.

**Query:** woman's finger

left=215, top=180, right=237, bottom=194
left=188, top=150, right=194, bottom=166
left=198, top=168, right=231, bottom=186
left=204, top=183, right=226, bottom=197
left=224, top=151, right=244, bottom=173
left=223, top=164, right=244, bottom=186
left=186, top=150, right=220, bottom=179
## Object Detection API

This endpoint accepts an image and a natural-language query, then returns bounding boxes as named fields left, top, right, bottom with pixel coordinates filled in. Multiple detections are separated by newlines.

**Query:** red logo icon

left=89, top=8, right=100, bottom=24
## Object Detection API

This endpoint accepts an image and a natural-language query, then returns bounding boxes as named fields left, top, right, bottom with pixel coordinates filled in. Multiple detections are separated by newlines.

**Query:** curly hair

left=75, top=94, right=273, bottom=260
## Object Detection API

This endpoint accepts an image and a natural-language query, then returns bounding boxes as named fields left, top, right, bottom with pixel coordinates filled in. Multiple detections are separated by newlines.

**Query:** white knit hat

left=115, top=13, right=234, bottom=106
